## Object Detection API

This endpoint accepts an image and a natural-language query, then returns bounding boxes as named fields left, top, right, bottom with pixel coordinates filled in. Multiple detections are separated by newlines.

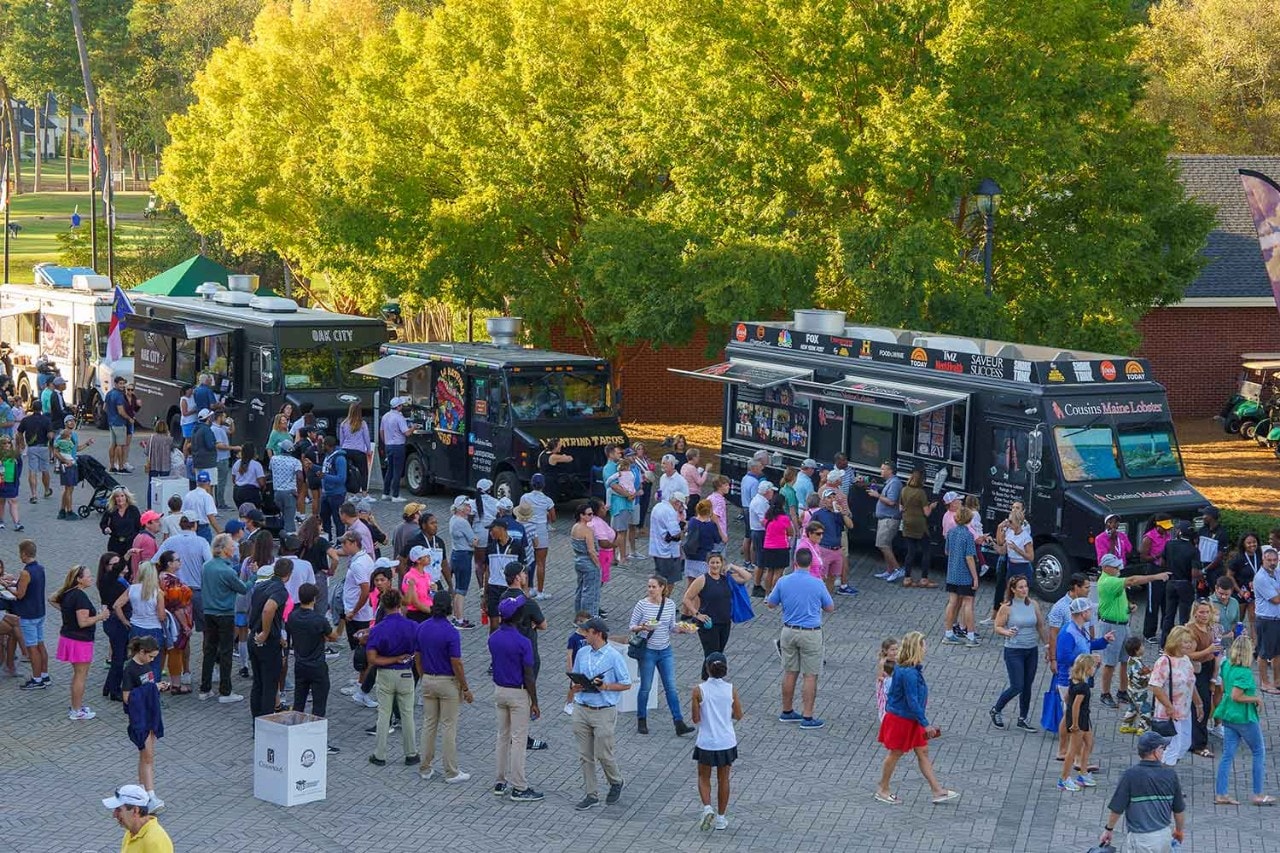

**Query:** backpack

left=682, top=521, right=700, bottom=559
left=345, top=456, right=362, bottom=495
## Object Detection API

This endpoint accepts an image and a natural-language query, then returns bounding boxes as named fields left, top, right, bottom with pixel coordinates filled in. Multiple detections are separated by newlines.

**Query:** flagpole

left=105, top=159, right=114, bottom=282
left=3, top=196, right=9, bottom=284
left=90, top=131, right=99, bottom=273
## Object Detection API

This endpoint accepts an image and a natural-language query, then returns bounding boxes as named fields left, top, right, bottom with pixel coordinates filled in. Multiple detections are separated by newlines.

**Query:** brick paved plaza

left=2, top=430, right=1278, bottom=852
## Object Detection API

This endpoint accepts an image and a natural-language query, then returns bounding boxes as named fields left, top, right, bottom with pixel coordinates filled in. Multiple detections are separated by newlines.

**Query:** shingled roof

left=1173, top=154, right=1280, bottom=300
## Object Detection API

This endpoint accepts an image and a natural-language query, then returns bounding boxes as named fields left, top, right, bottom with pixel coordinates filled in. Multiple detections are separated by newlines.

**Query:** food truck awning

left=791, top=374, right=968, bottom=416
left=1242, top=360, right=1280, bottom=371
left=668, top=360, right=812, bottom=389
left=126, top=315, right=234, bottom=340
left=352, top=354, right=424, bottom=380
left=0, top=303, right=39, bottom=320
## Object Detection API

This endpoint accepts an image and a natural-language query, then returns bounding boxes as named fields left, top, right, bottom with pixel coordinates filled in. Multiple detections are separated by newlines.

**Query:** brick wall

left=1136, top=306, right=1280, bottom=418
left=549, top=325, right=724, bottom=424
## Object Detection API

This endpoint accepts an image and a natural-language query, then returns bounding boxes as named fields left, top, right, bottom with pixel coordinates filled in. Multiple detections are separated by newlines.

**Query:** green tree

left=623, top=0, right=1212, bottom=353
left=1135, top=0, right=1280, bottom=154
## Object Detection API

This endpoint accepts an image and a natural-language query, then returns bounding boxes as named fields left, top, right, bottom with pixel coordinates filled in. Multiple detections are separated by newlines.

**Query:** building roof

left=1173, top=154, right=1280, bottom=300
left=131, top=255, right=240, bottom=297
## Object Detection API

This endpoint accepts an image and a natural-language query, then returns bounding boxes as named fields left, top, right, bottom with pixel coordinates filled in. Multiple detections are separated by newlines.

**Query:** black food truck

left=128, top=278, right=389, bottom=448
left=352, top=318, right=626, bottom=503
left=671, top=309, right=1211, bottom=600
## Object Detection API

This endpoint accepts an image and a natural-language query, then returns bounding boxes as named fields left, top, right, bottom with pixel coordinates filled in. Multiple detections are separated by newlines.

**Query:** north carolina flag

left=107, top=285, right=134, bottom=362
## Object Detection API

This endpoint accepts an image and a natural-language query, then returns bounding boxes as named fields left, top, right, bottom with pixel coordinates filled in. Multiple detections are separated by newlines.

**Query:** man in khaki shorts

left=766, top=549, right=835, bottom=730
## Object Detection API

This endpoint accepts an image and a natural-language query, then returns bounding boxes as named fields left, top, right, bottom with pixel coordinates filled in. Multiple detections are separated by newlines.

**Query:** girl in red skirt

left=875, top=631, right=959, bottom=805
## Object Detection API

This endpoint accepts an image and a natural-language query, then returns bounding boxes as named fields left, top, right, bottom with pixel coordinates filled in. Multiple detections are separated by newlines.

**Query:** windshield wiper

left=1061, top=415, right=1105, bottom=439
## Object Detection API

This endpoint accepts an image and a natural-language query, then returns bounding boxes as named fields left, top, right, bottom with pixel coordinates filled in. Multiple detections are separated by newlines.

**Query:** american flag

left=107, top=285, right=134, bottom=362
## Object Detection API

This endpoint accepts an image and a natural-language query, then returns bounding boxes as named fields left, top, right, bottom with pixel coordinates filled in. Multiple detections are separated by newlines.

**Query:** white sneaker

left=563, top=703, right=574, bottom=716
left=537, top=589, right=552, bottom=600
left=700, top=805, right=715, bottom=831
left=147, top=796, right=164, bottom=813
left=884, top=569, right=905, bottom=583
left=340, top=685, right=358, bottom=696
left=381, top=495, right=393, bottom=501
left=418, top=767, right=436, bottom=782
left=391, top=496, right=407, bottom=503
left=217, top=693, right=244, bottom=704
left=121, top=463, right=136, bottom=473
left=354, top=690, right=378, bottom=708
left=444, top=771, right=471, bottom=784
left=68, top=707, right=96, bottom=721
left=197, top=691, right=213, bottom=701
left=714, top=815, right=728, bottom=831
left=978, top=617, right=995, bottom=627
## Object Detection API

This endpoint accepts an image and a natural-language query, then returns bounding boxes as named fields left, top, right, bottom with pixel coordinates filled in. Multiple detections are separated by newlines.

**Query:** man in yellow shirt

left=103, top=784, right=173, bottom=852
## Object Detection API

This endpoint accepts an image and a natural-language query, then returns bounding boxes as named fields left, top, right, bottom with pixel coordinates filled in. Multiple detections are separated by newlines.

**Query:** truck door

left=980, top=423, right=1034, bottom=526
left=428, top=363, right=467, bottom=486
left=467, top=372, right=505, bottom=487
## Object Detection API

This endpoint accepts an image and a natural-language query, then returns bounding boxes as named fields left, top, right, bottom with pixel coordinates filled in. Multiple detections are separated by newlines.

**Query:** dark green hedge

left=1220, top=508, right=1280, bottom=548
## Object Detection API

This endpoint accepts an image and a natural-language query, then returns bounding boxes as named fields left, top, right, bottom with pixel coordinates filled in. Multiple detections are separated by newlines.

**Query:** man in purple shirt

left=414, top=596, right=473, bottom=783
left=380, top=396, right=416, bottom=502
left=366, top=589, right=420, bottom=767
left=488, top=595, right=543, bottom=802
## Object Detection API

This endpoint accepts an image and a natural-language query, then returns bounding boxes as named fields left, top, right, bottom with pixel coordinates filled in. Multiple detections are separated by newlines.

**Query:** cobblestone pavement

left=1, top=430, right=1277, bottom=852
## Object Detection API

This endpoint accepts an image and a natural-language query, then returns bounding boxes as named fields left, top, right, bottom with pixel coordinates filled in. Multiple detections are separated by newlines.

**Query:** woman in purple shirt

left=339, top=403, right=373, bottom=497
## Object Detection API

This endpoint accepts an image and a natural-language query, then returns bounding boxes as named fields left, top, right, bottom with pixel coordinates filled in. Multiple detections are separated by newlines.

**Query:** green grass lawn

left=4, top=191, right=160, bottom=284
left=6, top=156, right=146, bottom=187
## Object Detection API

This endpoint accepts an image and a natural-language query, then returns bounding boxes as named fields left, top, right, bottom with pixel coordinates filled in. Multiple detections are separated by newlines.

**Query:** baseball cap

left=1155, top=518, right=1174, bottom=531
left=1137, top=731, right=1171, bottom=754
left=224, top=519, right=245, bottom=535
left=452, top=495, right=472, bottom=512
left=757, top=480, right=775, bottom=493
left=530, top=473, right=545, bottom=489
left=821, top=488, right=837, bottom=499
left=942, top=491, right=960, bottom=504
left=403, top=502, right=426, bottom=517
left=622, top=448, right=636, bottom=459
left=196, top=471, right=212, bottom=484
left=1175, top=519, right=1192, bottom=535
left=1068, top=598, right=1094, bottom=615
left=1099, top=554, right=1124, bottom=570
left=63, top=414, right=77, bottom=425
left=281, top=534, right=301, bottom=552
left=476, top=478, right=493, bottom=493
left=496, top=497, right=514, bottom=512
left=801, top=458, right=817, bottom=468
left=1201, top=506, right=1220, bottom=519
left=180, top=510, right=200, bottom=524
left=139, top=510, right=162, bottom=525
left=52, top=375, right=66, bottom=386
left=242, top=508, right=265, bottom=524
left=488, top=516, right=510, bottom=530
left=581, top=616, right=608, bottom=634
left=390, top=396, right=406, bottom=408
left=198, top=408, right=213, bottom=421
left=408, top=545, right=431, bottom=564
left=498, top=594, right=526, bottom=620
left=278, top=439, right=295, bottom=453
left=102, top=784, right=149, bottom=810
left=373, top=557, right=399, bottom=571
left=355, top=498, right=376, bottom=514
left=669, top=489, right=689, bottom=504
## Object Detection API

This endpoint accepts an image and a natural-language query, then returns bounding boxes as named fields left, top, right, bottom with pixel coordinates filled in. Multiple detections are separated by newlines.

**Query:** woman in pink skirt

left=588, top=497, right=616, bottom=586
left=875, top=631, right=959, bottom=805
left=51, top=565, right=110, bottom=721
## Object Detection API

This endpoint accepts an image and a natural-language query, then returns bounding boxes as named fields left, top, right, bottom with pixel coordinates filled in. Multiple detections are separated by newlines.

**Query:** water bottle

left=1235, top=622, right=1245, bottom=638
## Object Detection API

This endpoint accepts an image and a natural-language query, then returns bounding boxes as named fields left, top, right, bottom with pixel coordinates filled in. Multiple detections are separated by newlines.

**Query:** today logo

left=1124, top=360, right=1145, bottom=380
left=910, top=347, right=928, bottom=367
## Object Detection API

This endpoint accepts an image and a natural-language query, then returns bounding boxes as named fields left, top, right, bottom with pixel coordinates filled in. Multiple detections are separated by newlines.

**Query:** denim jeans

left=128, top=625, right=167, bottom=681
left=321, top=493, right=346, bottom=539
left=637, top=644, right=682, bottom=722
left=993, top=645, right=1039, bottom=720
left=276, top=491, right=298, bottom=535
left=102, top=613, right=129, bottom=699
left=574, top=559, right=601, bottom=617
left=1216, top=720, right=1266, bottom=797
left=382, top=445, right=405, bottom=498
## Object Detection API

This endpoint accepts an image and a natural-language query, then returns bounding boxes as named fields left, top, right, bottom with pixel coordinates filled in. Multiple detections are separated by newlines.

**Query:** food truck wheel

left=16, top=377, right=31, bottom=407
left=495, top=470, right=522, bottom=505
left=1033, top=544, right=1072, bottom=602
left=404, top=451, right=430, bottom=497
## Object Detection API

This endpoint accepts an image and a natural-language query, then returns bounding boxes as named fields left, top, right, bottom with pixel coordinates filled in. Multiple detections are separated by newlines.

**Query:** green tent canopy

left=131, top=255, right=272, bottom=297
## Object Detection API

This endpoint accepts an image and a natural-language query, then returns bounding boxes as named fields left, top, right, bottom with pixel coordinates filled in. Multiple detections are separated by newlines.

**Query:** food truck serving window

left=730, top=385, right=810, bottom=452
left=508, top=373, right=613, bottom=420
left=1054, top=425, right=1121, bottom=482
left=1117, top=424, right=1183, bottom=478
left=897, top=404, right=967, bottom=466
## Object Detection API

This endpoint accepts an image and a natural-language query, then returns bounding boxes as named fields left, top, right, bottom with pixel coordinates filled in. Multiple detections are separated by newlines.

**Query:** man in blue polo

left=570, top=617, right=631, bottom=811
left=766, top=549, right=835, bottom=730
left=104, top=376, right=132, bottom=474
left=1100, top=732, right=1185, bottom=850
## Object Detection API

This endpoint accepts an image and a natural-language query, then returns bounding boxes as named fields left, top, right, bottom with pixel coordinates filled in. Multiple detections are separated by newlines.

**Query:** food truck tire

left=495, top=470, right=522, bottom=505
left=404, top=451, right=430, bottom=497
left=16, top=377, right=32, bottom=407
left=1032, top=543, right=1072, bottom=602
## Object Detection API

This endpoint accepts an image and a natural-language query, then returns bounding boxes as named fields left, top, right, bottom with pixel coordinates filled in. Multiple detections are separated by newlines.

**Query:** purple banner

left=1239, top=169, right=1280, bottom=316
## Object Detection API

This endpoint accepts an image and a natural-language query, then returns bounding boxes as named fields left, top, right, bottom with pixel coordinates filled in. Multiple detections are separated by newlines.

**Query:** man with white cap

left=268, top=439, right=304, bottom=535
left=447, top=496, right=478, bottom=628
left=739, top=455, right=765, bottom=566
left=1099, top=732, right=1185, bottom=851
left=1096, top=554, right=1168, bottom=710
left=103, top=784, right=173, bottom=851
left=379, top=396, right=415, bottom=502
left=795, top=459, right=818, bottom=508
left=649, top=488, right=689, bottom=586
left=472, top=478, right=498, bottom=589
left=186, top=407, right=219, bottom=488
left=749, top=480, right=776, bottom=597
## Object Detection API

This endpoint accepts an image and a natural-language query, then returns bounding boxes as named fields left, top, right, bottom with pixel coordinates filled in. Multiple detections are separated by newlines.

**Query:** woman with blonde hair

left=51, top=564, right=110, bottom=720
left=1149, top=625, right=1203, bottom=766
left=1185, top=599, right=1223, bottom=758
left=100, top=486, right=141, bottom=557
left=338, top=401, right=372, bottom=497
left=265, top=413, right=292, bottom=456
left=113, top=561, right=167, bottom=683
left=1213, top=635, right=1274, bottom=805
left=875, top=631, right=959, bottom=805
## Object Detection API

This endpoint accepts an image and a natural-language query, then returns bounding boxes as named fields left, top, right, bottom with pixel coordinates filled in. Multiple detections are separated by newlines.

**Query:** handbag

left=1149, top=654, right=1178, bottom=737
left=627, top=599, right=665, bottom=661
left=1040, top=683, right=1063, bottom=732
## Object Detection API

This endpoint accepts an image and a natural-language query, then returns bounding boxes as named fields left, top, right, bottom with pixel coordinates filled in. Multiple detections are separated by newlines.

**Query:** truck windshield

left=1118, top=424, right=1183, bottom=478
left=282, top=345, right=383, bottom=390
left=508, top=372, right=613, bottom=420
left=1053, top=425, right=1121, bottom=482
left=336, top=345, right=382, bottom=388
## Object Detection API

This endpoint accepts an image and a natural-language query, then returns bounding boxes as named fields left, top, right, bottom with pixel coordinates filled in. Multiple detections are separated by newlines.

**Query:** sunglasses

left=583, top=510, right=593, bottom=516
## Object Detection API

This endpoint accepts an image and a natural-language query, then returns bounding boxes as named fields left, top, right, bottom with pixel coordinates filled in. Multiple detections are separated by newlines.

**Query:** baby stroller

left=76, top=455, right=121, bottom=519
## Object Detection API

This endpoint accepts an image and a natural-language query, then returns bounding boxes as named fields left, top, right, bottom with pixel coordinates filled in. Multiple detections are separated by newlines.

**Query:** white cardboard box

left=149, top=477, right=189, bottom=514
left=253, top=711, right=328, bottom=807
left=609, top=641, right=659, bottom=715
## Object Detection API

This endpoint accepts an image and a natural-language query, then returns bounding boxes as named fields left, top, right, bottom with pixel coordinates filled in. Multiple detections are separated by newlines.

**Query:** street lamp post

left=975, top=178, right=1002, bottom=301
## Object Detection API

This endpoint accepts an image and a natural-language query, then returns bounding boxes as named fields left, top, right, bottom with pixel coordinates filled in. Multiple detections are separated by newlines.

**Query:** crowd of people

left=2, top=403, right=1279, bottom=851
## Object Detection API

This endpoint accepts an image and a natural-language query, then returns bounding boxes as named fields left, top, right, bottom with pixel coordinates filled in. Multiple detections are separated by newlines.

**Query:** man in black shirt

left=499, top=562, right=548, bottom=751
left=249, top=559, right=292, bottom=720
left=1160, top=521, right=1202, bottom=645
left=16, top=405, right=53, bottom=503
left=287, top=582, right=342, bottom=754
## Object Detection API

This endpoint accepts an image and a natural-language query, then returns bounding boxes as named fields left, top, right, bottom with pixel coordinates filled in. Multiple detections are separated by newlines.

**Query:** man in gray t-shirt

left=868, top=461, right=903, bottom=580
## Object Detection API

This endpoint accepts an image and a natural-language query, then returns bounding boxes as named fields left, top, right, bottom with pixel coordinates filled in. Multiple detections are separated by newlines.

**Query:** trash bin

left=609, top=641, right=658, bottom=715
left=253, top=711, right=328, bottom=807
left=149, top=477, right=188, bottom=513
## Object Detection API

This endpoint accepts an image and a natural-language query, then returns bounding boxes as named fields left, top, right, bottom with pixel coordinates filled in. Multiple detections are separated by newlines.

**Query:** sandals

left=1253, top=796, right=1277, bottom=806
left=1214, top=796, right=1240, bottom=805
left=873, top=792, right=902, bottom=805
left=1193, top=748, right=1214, bottom=759
left=918, top=580, right=938, bottom=589
left=902, top=579, right=916, bottom=588
left=931, top=789, right=961, bottom=804
left=170, top=686, right=191, bottom=695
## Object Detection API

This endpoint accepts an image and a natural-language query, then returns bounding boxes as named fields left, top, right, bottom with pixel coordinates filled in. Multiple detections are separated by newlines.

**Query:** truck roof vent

left=249, top=296, right=298, bottom=313
left=71, top=274, right=112, bottom=292
left=227, top=274, right=258, bottom=293
left=793, top=309, right=846, bottom=335
left=195, top=282, right=223, bottom=301
left=1052, top=351, right=1078, bottom=361
left=213, top=290, right=254, bottom=307
left=486, top=316, right=523, bottom=347
left=912, top=335, right=981, bottom=354
left=844, top=325, right=898, bottom=345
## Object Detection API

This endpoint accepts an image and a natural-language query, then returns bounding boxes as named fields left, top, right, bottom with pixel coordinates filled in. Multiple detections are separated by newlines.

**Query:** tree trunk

left=64, top=99, right=72, bottom=191
left=0, top=76, right=23, bottom=196
left=33, top=96, right=43, bottom=193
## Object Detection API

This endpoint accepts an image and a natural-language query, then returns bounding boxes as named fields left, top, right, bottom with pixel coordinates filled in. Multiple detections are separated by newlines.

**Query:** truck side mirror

left=1026, top=427, right=1043, bottom=474
left=259, top=347, right=276, bottom=392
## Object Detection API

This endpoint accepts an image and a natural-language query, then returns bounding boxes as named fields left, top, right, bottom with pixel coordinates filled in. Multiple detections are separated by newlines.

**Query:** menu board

left=732, top=385, right=810, bottom=451
left=915, top=408, right=949, bottom=459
